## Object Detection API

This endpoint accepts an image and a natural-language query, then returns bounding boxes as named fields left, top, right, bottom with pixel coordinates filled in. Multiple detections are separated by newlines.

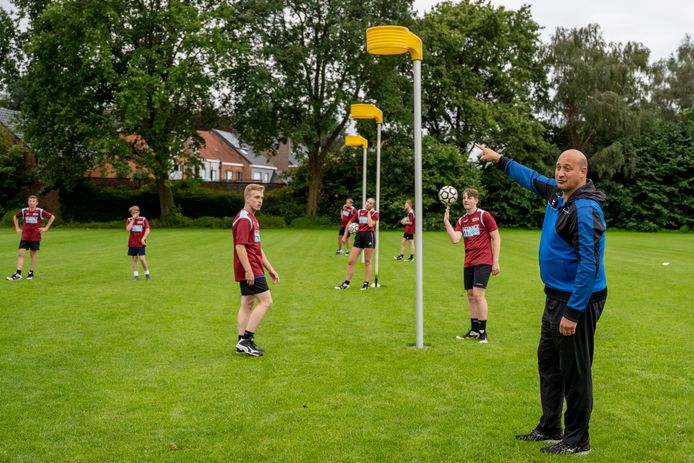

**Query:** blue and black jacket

left=498, top=157, right=607, bottom=321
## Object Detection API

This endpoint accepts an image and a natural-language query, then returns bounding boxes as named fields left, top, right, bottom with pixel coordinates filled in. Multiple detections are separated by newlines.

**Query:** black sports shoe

left=540, top=441, right=590, bottom=455
left=236, top=339, right=263, bottom=357
left=455, top=330, right=479, bottom=340
left=6, top=273, right=21, bottom=281
left=407, top=256, right=414, bottom=262
left=515, top=428, right=563, bottom=443
left=360, top=282, right=369, bottom=290
left=27, top=271, right=34, bottom=280
left=335, top=282, right=350, bottom=290
left=478, top=331, right=488, bottom=344
left=393, top=255, right=404, bottom=261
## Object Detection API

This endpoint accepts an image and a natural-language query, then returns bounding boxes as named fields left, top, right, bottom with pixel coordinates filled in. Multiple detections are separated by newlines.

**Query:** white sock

left=144, top=270, right=150, bottom=275
left=134, top=271, right=139, bottom=277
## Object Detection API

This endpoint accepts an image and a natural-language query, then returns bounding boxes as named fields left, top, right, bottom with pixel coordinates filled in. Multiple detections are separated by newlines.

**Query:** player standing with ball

left=335, top=197, right=379, bottom=291
left=443, top=188, right=501, bottom=344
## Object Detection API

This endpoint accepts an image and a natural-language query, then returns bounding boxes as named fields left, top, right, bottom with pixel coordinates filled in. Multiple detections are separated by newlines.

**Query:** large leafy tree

left=222, top=0, right=414, bottom=216
left=416, top=0, right=552, bottom=227
left=18, top=0, right=229, bottom=218
left=543, top=24, right=654, bottom=180
left=652, top=35, right=694, bottom=118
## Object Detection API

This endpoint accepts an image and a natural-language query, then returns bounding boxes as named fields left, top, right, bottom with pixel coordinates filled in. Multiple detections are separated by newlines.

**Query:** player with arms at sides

left=6, top=195, right=56, bottom=281
left=394, top=199, right=415, bottom=262
left=335, top=197, right=379, bottom=291
left=336, top=197, right=357, bottom=255
left=233, top=184, right=280, bottom=357
left=126, top=205, right=152, bottom=281
left=443, top=188, right=501, bottom=344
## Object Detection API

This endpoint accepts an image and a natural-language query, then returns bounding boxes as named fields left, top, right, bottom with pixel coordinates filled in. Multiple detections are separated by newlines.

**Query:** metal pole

left=413, top=60, right=424, bottom=349
left=362, top=146, right=367, bottom=264
left=374, top=123, right=382, bottom=288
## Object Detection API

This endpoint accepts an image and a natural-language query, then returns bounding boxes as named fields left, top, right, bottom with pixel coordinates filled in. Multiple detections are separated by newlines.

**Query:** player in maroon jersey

left=394, top=199, right=416, bottom=262
left=125, top=205, right=152, bottom=281
left=336, top=197, right=356, bottom=255
left=443, top=188, right=501, bottom=343
left=6, top=195, right=55, bottom=281
left=335, top=197, right=379, bottom=291
left=233, top=184, right=280, bottom=357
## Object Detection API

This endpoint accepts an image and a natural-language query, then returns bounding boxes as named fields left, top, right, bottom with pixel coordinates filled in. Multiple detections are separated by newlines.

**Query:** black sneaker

left=360, top=282, right=369, bottom=291
left=515, top=428, right=563, bottom=443
left=236, top=339, right=263, bottom=357
left=407, top=256, right=414, bottom=262
left=6, top=273, right=21, bottom=281
left=133, top=276, right=139, bottom=281
left=27, top=272, right=34, bottom=280
left=336, top=250, right=343, bottom=255
left=393, top=255, right=404, bottom=261
left=540, top=441, right=590, bottom=455
left=455, top=330, right=479, bottom=340
left=145, top=274, right=152, bottom=281
left=335, top=282, right=350, bottom=290
left=478, top=331, right=488, bottom=344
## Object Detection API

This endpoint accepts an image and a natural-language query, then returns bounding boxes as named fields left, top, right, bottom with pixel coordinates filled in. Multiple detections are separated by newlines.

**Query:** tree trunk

left=305, top=151, right=325, bottom=216
left=157, top=177, right=175, bottom=219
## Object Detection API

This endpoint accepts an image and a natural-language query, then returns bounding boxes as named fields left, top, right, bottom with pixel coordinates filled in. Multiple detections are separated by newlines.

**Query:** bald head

left=555, top=149, right=588, bottom=198
left=558, top=149, right=588, bottom=168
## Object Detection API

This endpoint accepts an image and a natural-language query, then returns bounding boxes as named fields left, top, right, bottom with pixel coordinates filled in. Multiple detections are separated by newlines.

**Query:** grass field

left=0, top=228, right=692, bottom=462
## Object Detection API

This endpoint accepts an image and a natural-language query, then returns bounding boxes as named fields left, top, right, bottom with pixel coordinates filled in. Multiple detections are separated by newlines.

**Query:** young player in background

left=126, top=205, right=151, bottom=281
left=335, top=197, right=379, bottom=291
left=394, top=199, right=415, bottom=262
left=336, top=197, right=357, bottom=255
left=6, top=195, right=55, bottom=281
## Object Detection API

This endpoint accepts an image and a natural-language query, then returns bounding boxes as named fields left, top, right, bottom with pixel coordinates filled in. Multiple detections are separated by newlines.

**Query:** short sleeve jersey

left=356, top=209, right=379, bottom=232
left=454, top=209, right=498, bottom=267
left=341, top=205, right=357, bottom=226
left=126, top=217, right=150, bottom=247
left=16, top=208, right=53, bottom=241
left=232, top=209, right=264, bottom=281
left=404, top=209, right=416, bottom=234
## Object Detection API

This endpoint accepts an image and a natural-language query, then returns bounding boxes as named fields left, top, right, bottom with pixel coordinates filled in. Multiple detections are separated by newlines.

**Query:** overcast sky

left=2, top=0, right=691, bottom=62
left=414, top=0, right=692, bottom=62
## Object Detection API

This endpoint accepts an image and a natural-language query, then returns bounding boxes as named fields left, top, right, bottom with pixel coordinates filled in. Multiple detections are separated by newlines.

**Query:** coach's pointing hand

left=476, top=144, right=502, bottom=163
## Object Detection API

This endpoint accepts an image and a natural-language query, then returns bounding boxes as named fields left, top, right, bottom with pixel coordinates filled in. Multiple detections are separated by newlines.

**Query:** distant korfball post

left=350, top=103, right=383, bottom=288
left=366, top=25, right=425, bottom=348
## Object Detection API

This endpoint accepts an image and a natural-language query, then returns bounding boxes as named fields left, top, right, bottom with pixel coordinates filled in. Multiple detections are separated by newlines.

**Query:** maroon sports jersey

left=341, top=205, right=357, bottom=226
left=126, top=217, right=149, bottom=247
left=232, top=209, right=264, bottom=281
left=454, top=209, right=498, bottom=267
left=404, top=209, right=415, bottom=234
left=16, top=208, right=53, bottom=241
left=355, top=209, right=379, bottom=232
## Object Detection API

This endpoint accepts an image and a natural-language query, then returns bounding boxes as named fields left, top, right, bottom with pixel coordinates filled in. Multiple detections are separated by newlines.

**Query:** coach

left=478, top=146, right=607, bottom=456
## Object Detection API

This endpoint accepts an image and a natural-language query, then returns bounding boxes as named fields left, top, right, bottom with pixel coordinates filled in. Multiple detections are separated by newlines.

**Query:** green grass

left=0, top=228, right=692, bottom=462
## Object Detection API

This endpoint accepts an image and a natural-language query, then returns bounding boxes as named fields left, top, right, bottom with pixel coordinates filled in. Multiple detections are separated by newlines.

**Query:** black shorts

left=338, top=226, right=346, bottom=236
left=128, top=246, right=146, bottom=256
left=19, top=240, right=40, bottom=251
left=353, top=231, right=375, bottom=249
left=403, top=233, right=414, bottom=240
left=240, top=276, right=270, bottom=296
left=464, top=264, right=492, bottom=290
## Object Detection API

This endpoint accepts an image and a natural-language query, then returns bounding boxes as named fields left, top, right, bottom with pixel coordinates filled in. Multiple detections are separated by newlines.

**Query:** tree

left=416, top=0, right=552, bottom=227
left=18, top=0, right=229, bottom=218
left=543, top=24, right=653, bottom=180
left=222, top=0, right=414, bottom=216
left=652, top=35, right=694, bottom=118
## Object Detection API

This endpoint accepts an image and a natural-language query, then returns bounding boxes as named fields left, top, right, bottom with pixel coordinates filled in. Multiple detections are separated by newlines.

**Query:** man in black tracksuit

left=478, top=146, right=607, bottom=456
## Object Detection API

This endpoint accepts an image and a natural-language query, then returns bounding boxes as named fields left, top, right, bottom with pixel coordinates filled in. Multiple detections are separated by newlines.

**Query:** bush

left=289, top=215, right=334, bottom=229
left=257, top=214, right=287, bottom=229
left=1, top=210, right=16, bottom=227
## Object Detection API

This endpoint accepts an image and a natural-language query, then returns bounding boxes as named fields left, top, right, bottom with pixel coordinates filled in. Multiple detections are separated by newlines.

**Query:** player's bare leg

left=237, top=295, right=255, bottom=336
left=16, top=248, right=26, bottom=272
left=344, top=247, right=361, bottom=281
left=363, top=248, right=374, bottom=282
left=29, top=250, right=38, bottom=272
left=468, top=287, right=489, bottom=342
left=245, top=291, right=273, bottom=333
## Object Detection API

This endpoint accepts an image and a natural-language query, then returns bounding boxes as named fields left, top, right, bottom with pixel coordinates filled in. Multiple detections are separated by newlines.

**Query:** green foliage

left=0, top=129, right=32, bottom=215
left=601, top=109, right=694, bottom=231
left=256, top=214, right=287, bottom=229
left=223, top=0, right=415, bottom=215
left=18, top=0, right=230, bottom=217
left=652, top=35, right=694, bottom=118
left=289, top=216, right=333, bottom=229
left=543, top=24, right=654, bottom=180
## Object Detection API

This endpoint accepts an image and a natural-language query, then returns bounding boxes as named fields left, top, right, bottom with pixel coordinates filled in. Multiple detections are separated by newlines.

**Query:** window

left=264, top=173, right=270, bottom=182
left=253, top=172, right=261, bottom=180
left=226, top=171, right=232, bottom=181
left=211, top=170, right=217, bottom=181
